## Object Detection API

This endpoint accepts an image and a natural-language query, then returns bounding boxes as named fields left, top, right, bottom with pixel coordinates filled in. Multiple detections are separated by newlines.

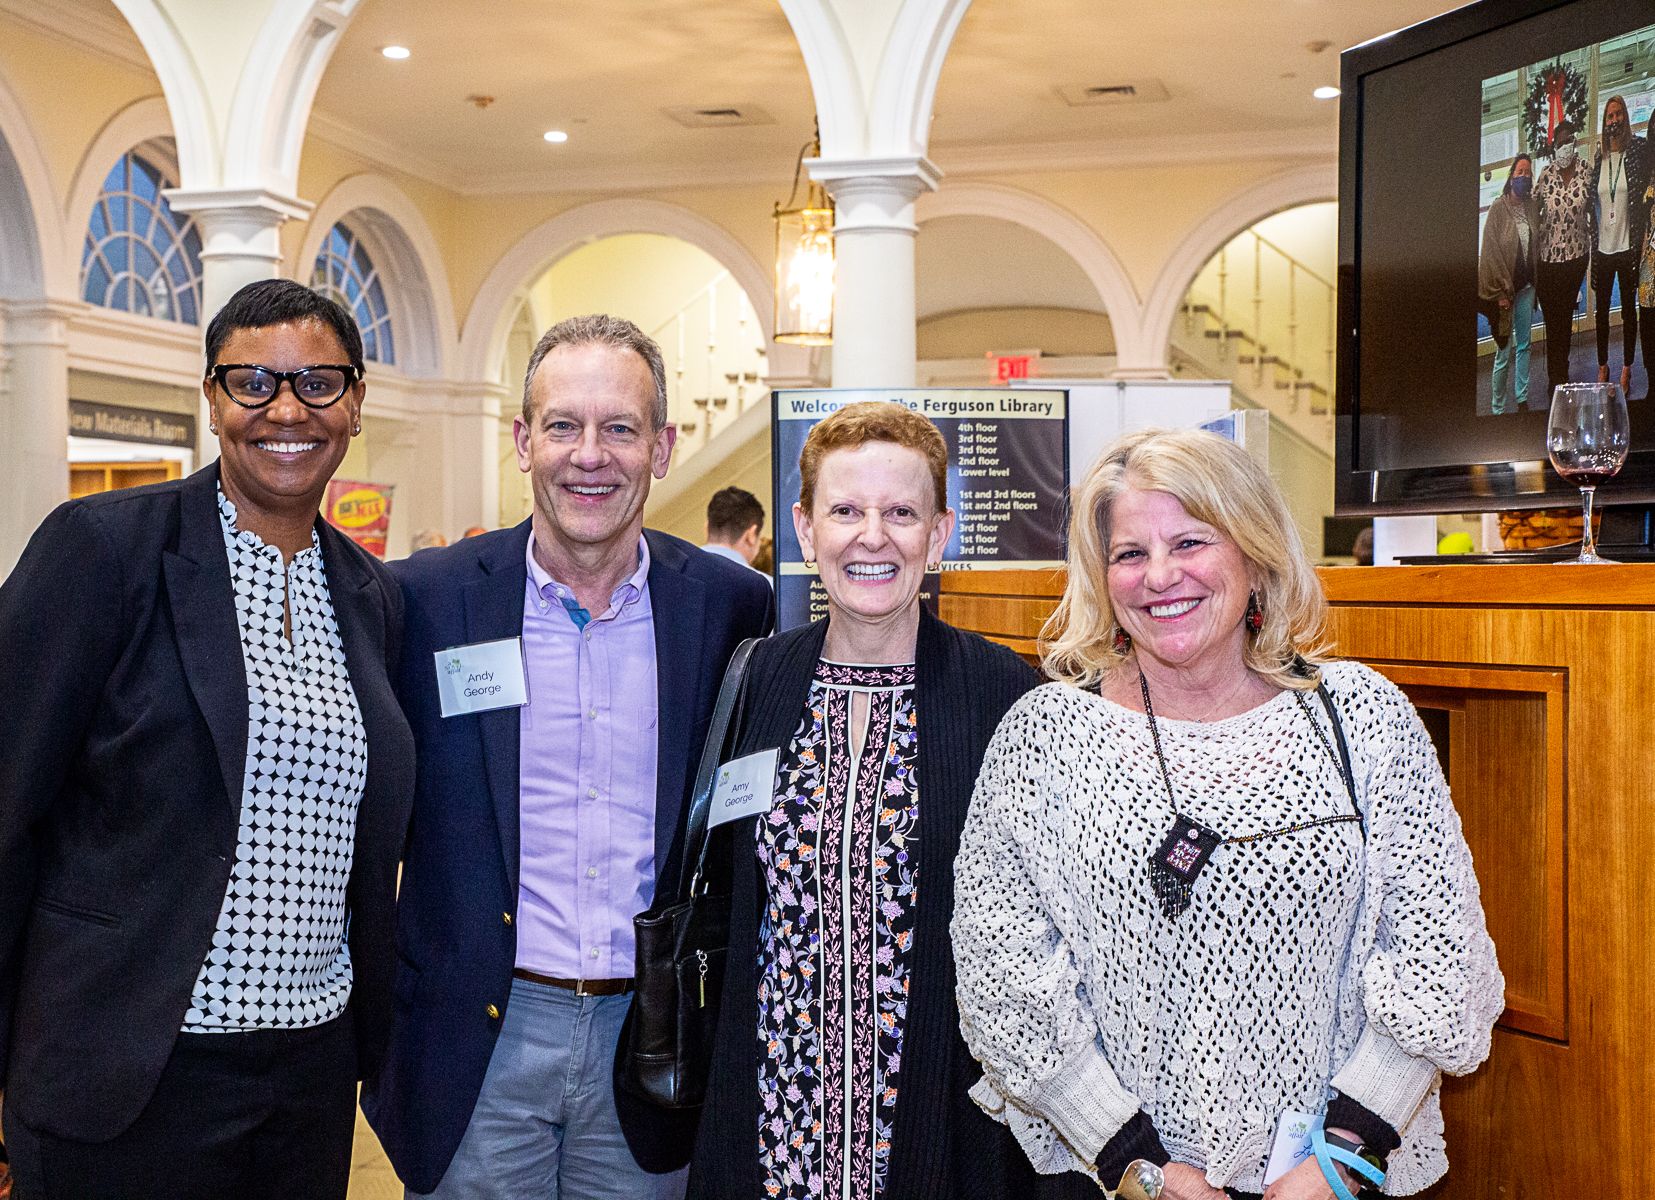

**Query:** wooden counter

left=940, top=564, right=1655, bottom=1199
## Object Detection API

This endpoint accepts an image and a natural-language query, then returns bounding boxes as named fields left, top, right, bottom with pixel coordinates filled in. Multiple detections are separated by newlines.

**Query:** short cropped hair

left=204, top=279, right=364, bottom=375
left=521, top=314, right=669, bottom=430
left=707, top=487, right=765, bottom=541
left=1042, top=427, right=1330, bottom=692
left=797, top=401, right=948, bottom=514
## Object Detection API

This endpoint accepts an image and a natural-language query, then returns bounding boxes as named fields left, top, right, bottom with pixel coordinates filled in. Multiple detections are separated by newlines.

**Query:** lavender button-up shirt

left=518, top=535, right=658, bottom=979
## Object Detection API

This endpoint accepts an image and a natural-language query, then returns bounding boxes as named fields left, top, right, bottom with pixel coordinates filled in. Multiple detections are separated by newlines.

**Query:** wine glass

left=1547, top=382, right=1631, bottom=564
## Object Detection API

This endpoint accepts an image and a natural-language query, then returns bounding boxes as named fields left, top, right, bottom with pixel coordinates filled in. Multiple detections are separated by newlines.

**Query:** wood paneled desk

left=941, top=564, right=1655, bottom=1200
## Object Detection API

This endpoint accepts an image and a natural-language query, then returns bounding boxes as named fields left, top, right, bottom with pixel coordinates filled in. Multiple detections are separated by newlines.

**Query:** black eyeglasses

left=208, top=363, right=360, bottom=409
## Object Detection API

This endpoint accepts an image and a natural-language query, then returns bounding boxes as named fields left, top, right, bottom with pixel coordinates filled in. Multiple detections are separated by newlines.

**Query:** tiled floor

left=349, top=1104, right=403, bottom=1200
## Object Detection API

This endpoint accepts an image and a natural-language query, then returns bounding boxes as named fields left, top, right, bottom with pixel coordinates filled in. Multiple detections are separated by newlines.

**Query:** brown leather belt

left=512, top=967, right=634, bottom=996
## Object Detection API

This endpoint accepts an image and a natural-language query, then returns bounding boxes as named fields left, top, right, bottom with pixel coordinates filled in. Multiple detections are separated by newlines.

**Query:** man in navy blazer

left=362, top=314, right=772, bottom=1197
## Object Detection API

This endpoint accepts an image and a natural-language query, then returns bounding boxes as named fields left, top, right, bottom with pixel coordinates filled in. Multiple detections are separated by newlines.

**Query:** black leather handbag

left=621, top=636, right=759, bottom=1109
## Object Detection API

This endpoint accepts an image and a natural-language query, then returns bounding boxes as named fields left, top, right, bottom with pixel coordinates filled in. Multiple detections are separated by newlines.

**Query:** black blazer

left=361, top=523, right=774, bottom=1194
left=688, top=608, right=1097, bottom=1200
left=0, top=464, right=415, bottom=1141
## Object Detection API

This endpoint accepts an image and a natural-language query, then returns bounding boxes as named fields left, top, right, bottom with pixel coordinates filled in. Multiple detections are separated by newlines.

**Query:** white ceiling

left=14, top=0, right=1466, bottom=193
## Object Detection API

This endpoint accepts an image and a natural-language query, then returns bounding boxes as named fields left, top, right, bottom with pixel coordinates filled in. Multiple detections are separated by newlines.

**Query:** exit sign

left=988, top=350, right=1041, bottom=382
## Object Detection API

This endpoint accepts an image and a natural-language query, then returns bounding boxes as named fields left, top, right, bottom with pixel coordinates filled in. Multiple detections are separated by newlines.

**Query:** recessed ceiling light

left=1313, top=85, right=1341, bottom=100
left=381, top=45, right=411, bottom=60
left=543, top=130, right=569, bottom=143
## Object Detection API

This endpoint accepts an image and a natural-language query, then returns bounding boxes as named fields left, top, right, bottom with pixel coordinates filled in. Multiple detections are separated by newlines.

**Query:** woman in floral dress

left=687, top=403, right=1093, bottom=1200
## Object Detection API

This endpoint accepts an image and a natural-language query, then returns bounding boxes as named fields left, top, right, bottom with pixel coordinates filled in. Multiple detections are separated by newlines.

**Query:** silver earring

left=353, top=423, right=362, bottom=435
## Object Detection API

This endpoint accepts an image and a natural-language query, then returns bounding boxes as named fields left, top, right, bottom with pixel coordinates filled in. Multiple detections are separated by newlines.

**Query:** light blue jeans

left=1491, top=283, right=1536, bottom=414
left=411, top=977, right=687, bottom=1200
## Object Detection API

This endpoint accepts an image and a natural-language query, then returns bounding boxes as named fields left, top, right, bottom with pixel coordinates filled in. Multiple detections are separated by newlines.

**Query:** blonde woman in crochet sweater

left=952, top=429, right=1503, bottom=1200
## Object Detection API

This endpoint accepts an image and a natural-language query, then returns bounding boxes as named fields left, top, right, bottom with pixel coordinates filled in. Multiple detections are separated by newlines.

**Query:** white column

left=413, top=383, right=507, bottom=538
left=163, top=188, right=313, bottom=462
left=0, top=299, right=77, bottom=578
left=809, top=156, right=941, bottom=389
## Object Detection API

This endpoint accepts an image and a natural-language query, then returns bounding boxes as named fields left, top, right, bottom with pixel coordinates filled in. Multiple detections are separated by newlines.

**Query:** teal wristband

left=1310, top=1126, right=1385, bottom=1200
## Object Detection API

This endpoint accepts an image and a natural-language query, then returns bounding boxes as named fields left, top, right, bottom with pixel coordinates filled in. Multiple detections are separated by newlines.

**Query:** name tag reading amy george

left=709, top=749, right=779, bottom=828
left=434, top=637, right=529, bottom=717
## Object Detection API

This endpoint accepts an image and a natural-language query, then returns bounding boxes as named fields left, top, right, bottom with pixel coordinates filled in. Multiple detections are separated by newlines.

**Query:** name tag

left=708, top=749, right=779, bottom=829
left=434, top=637, right=529, bottom=717
left=1263, top=1109, right=1320, bottom=1185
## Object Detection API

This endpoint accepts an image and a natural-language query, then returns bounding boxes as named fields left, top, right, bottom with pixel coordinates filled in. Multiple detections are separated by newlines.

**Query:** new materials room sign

left=771, top=388, right=1069, bottom=630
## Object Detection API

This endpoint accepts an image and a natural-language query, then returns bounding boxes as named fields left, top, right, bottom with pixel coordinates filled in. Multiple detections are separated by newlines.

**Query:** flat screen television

left=1335, top=0, right=1655, bottom=517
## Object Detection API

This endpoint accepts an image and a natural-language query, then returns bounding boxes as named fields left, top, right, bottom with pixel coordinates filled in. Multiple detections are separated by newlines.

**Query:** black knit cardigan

left=686, top=607, right=1097, bottom=1200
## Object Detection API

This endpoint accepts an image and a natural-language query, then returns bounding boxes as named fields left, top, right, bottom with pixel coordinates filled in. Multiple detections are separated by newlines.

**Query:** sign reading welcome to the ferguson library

left=771, top=388, right=1068, bottom=631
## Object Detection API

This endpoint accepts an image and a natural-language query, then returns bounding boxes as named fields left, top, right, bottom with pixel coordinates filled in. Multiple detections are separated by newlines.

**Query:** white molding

left=67, top=304, right=201, bottom=388
left=775, top=0, right=864, bottom=159
left=458, top=198, right=776, bottom=386
left=224, top=1, right=360, bottom=195
left=1138, top=163, right=1337, bottom=374
left=108, top=0, right=219, bottom=186
left=306, top=110, right=468, bottom=192
left=293, top=172, right=460, bottom=379
left=934, top=128, right=1336, bottom=176
left=917, top=182, right=1145, bottom=364
left=0, top=69, right=69, bottom=299
left=64, top=97, right=177, bottom=278
left=0, top=0, right=151, bottom=72
left=870, top=0, right=972, bottom=157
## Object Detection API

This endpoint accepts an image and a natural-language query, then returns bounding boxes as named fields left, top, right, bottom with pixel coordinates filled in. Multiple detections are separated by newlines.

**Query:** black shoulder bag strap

left=681, top=636, right=760, bottom=899
left=1315, top=680, right=1364, bottom=837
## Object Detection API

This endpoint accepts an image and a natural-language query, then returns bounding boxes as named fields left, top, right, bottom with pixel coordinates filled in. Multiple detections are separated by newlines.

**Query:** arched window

left=310, top=222, right=396, bottom=365
left=80, top=151, right=204, bottom=324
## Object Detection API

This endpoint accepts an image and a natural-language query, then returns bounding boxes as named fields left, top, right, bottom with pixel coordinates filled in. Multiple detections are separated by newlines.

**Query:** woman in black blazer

left=687, top=402, right=1092, bottom=1200
left=0, top=279, right=414, bottom=1200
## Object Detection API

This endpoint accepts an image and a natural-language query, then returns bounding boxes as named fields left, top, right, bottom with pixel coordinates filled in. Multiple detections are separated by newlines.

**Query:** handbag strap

left=1315, top=680, right=1363, bottom=836
left=680, top=637, right=760, bottom=901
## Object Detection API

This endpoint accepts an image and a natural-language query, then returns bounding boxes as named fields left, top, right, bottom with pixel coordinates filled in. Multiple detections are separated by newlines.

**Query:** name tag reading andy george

left=709, top=749, right=779, bottom=828
left=434, top=637, right=529, bottom=718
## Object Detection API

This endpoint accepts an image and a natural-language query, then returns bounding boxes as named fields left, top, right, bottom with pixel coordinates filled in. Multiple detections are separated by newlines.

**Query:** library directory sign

left=770, top=388, right=1069, bottom=631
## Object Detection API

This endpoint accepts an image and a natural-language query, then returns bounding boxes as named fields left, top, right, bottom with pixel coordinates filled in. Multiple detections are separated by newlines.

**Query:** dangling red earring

left=1246, top=591, right=1263, bottom=633
left=1113, top=627, right=1131, bottom=653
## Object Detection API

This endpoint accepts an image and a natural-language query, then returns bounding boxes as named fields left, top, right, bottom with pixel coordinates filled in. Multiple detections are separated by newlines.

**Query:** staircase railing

left=649, top=272, right=767, bottom=464
left=1176, top=227, right=1335, bottom=427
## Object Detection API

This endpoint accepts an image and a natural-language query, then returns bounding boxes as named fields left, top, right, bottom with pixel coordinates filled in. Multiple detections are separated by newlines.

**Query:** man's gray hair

left=521, top=313, right=669, bottom=430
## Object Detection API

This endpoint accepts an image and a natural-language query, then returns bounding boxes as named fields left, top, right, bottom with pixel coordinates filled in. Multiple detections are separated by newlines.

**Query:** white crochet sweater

left=951, top=661, right=1503, bottom=1195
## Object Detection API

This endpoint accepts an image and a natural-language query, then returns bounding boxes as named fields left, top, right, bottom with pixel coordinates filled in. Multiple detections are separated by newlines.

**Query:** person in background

left=1533, top=119, right=1592, bottom=392
left=749, top=534, right=774, bottom=577
left=1637, top=114, right=1655, bottom=401
left=1589, top=95, right=1649, bottom=396
left=689, top=402, right=1093, bottom=1200
left=410, top=528, right=449, bottom=552
left=1479, top=153, right=1538, bottom=413
left=0, top=279, right=415, bottom=1199
left=700, top=486, right=766, bottom=573
left=461, top=525, right=489, bottom=538
left=953, top=428, right=1502, bottom=1200
left=362, top=314, right=772, bottom=1199
left=1350, top=525, right=1374, bottom=567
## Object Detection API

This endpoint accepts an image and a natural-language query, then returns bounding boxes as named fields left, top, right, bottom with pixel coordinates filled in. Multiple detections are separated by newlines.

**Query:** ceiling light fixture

left=772, top=122, right=834, bottom=346
left=543, top=130, right=569, bottom=144
left=381, top=45, right=411, bottom=60
left=1313, top=85, right=1342, bottom=100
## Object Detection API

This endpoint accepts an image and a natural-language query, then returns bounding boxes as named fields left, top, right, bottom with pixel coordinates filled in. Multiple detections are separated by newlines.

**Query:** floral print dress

left=755, top=658, right=920, bottom=1200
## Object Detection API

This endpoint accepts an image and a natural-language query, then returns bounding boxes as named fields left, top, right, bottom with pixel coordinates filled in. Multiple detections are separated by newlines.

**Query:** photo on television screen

left=1477, top=23, right=1655, bottom=418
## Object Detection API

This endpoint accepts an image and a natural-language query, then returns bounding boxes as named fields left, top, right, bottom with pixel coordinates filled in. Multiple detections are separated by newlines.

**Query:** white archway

left=294, top=174, right=459, bottom=379
left=778, top=0, right=971, bottom=161
left=458, top=199, right=776, bottom=385
left=64, top=97, right=179, bottom=281
left=222, top=0, right=361, bottom=195
left=0, top=76, right=69, bottom=301
left=1139, top=164, right=1337, bottom=371
left=917, top=182, right=1143, bottom=363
